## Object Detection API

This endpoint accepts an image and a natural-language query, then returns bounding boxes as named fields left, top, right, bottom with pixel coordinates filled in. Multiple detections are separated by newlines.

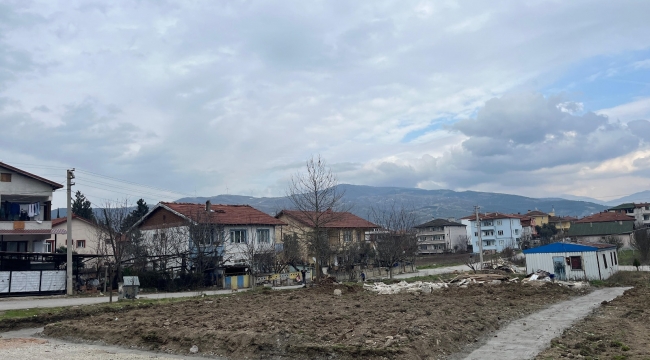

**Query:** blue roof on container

left=523, top=242, right=616, bottom=254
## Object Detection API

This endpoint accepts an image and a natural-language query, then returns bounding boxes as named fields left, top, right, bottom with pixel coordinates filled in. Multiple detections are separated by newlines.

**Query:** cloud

left=0, top=1, right=650, bottom=207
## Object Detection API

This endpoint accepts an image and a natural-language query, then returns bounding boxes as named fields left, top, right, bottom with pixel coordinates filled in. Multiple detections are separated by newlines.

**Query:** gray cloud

left=1, top=1, right=650, bottom=206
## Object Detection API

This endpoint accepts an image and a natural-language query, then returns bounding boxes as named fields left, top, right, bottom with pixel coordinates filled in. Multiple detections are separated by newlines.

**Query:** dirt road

left=458, top=287, right=631, bottom=360
left=0, top=327, right=207, bottom=359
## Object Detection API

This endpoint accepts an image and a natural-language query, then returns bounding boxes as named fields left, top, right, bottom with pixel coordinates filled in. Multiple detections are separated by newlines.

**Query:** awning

left=0, top=229, right=67, bottom=235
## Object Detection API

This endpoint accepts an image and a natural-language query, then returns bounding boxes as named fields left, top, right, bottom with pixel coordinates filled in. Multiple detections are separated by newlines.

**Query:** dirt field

left=43, top=281, right=588, bottom=360
left=536, top=272, right=650, bottom=360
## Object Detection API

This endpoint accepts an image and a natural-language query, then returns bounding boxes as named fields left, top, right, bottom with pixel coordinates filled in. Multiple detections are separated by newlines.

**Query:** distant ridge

left=175, top=184, right=608, bottom=223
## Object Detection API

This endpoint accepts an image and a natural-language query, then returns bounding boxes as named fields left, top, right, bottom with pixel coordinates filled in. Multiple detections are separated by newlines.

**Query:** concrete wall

left=525, top=249, right=619, bottom=280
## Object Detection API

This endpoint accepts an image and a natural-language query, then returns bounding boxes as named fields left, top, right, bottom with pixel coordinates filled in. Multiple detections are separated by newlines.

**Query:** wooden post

left=103, top=263, right=108, bottom=294
left=109, top=263, right=113, bottom=303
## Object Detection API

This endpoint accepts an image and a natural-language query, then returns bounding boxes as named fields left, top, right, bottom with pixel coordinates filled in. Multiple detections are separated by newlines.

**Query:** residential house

left=47, top=216, right=103, bottom=254
left=567, top=212, right=635, bottom=248
left=134, top=201, right=286, bottom=279
left=548, top=215, right=576, bottom=232
left=275, top=209, right=378, bottom=265
left=525, top=210, right=549, bottom=227
left=460, top=213, right=523, bottom=253
left=608, top=203, right=650, bottom=226
left=414, top=218, right=467, bottom=254
left=524, top=242, right=618, bottom=281
left=512, top=215, right=536, bottom=245
left=0, top=162, right=63, bottom=253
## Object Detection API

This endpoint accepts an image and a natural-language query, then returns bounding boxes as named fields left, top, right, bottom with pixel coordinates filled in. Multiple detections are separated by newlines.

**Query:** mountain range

left=54, top=184, right=650, bottom=224
left=174, top=184, right=610, bottom=224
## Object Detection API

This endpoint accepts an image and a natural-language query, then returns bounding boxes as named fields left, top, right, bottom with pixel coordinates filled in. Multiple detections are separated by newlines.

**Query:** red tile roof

left=574, top=242, right=617, bottom=249
left=525, top=210, right=548, bottom=216
left=0, top=162, right=64, bottom=189
left=52, top=215, right=97, bottom=228
left=276, top=209, right=377, bottom=229
left=460, top=212, right=522, bottom=221
left=161, top=202, right=286, bottom=226
left=574, top=212, right=635, bottom=223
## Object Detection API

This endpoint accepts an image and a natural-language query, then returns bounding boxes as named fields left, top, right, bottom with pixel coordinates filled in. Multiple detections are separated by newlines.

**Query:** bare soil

left=43, top=281, right=589, bottom=360
left=536, top=272, right=650, bottom=360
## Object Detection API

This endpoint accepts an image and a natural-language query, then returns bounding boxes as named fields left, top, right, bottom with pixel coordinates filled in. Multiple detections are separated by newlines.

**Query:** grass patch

left=617, top=249, right=648, bottom=266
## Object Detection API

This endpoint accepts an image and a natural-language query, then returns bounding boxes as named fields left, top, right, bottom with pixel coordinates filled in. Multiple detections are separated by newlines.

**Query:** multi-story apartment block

left=460, top=213, right=523, bottom=253
left=414, top=218, right=467, bottom=254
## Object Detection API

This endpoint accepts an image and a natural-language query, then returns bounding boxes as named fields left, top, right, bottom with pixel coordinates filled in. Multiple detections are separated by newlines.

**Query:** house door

left=552, top=256, right=566, bottom=281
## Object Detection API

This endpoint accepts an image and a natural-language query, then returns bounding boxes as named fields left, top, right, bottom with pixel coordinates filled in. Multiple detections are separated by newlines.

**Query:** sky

left=1, top=0, right=650, bottom=209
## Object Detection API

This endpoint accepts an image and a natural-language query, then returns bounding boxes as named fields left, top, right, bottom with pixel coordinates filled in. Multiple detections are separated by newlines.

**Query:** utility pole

left=475, top=205, right=484, bottom=270
left=66, top=168, right=75, bottom=295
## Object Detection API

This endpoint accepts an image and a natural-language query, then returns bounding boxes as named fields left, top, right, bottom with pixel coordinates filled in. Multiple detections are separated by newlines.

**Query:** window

left=76, top=240, right=86, bottom=248
left=343, top=230, right=353, bottom=242
left=496, top=220, right=502, bottom=225
left=474, top=232, right=478, bottom=237
left=498, top=230, right=504, bottom=236
left=644, top=215, right=650, bottom=221
left=257, top=229, right=270, bottom=243
left=482, top=221, right=493, bottom=226
left=614, top=252, right=618, bottom=265
left=514, top=229, right=520, bottom=235
left=482, top=230, right=494, bottom=236
left=45, top=240, right=55, bottom=253
left=484, top=240, right=495, bottom=246
left=0, top=173, right=11, bottom=182
left=569, top=256, right=582, bottom=270
left=420, top=245, right=428, bottom=250
left=230, top=229, right=247, bottom=243
left=499, top=240, right=504, bottom=246
left=602, top=254, right=608, bottom=269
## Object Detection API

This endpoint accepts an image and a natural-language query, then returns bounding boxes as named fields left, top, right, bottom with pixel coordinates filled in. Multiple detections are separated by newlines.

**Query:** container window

left=602, top=254, right=608, bottom=269
left=570, top=256, right=582, bottom=270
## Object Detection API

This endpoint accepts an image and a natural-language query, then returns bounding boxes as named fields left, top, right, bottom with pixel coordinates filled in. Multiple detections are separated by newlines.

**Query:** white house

left=523, top=242, right=618, bottom=281
left=460, top=213, right=523, bottom=253
left=414, top=218, right=467, bottom=254
left=0, top=162, right=65, bottom=253
left=133, top=201, right=286, bottom=272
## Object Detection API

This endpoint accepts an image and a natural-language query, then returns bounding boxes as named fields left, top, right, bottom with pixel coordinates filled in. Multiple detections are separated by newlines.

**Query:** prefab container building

left=523, top=242, right=618, bottom=281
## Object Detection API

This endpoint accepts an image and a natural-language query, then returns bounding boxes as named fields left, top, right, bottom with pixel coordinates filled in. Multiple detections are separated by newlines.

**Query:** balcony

left=0, top=221, right=52, bottom=231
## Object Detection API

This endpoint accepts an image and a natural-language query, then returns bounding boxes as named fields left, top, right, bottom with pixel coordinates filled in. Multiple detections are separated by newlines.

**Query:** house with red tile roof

left=275, top=209, right=378, bottom=266
left=133, top=201, right=286, bottom=282
left=568, top=211, right=636, bottom=248
left=0, top=162, right=64, bottom=254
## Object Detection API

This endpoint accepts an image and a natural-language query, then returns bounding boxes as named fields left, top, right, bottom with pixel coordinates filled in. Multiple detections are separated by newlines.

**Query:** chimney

left=205, top=200, right=211, bottom=212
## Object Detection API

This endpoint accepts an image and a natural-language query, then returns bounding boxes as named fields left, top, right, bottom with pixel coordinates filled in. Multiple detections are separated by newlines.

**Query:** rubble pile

left=522, top=270, right=552, bottom=282
left=482, top=258, right=520, bottom=273
left=522, top=270, right=589, bottom=288
left=365, top=274, right=517, bottom=294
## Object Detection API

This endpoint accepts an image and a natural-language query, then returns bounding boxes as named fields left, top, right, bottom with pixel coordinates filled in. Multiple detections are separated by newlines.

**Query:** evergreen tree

left=121, top=198, right=149, bottom=231
left=71, top=191, right=94, bottom=221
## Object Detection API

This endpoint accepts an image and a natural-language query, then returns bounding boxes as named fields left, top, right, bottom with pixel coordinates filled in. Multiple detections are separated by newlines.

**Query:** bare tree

left=604, top=235, right=624, bottom=252
left=370, top=203, right=418, bottom=279
left=632, top=228, right=650, bottom=262
left=286, top=155, right=350, bottom=279
left=452, top=235, right=470, bottom=253
left=94, top=199, right=134, bottom=286
left=240, top=227, right=276, bottom=289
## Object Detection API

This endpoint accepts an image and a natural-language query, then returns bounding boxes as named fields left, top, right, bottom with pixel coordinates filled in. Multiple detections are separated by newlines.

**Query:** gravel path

left=0, top=327, right=214, bottom=359
left=461, top=286, right=631, bottom=360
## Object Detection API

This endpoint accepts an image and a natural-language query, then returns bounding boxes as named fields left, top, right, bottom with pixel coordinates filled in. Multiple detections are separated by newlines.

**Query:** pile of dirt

left=44, top=282, right=589, bottom=359
left=536, top=272, right=650, bottom=359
